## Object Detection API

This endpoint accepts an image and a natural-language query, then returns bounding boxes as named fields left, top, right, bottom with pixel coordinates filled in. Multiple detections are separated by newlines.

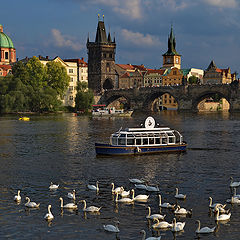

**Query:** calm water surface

left=0, top=112, right=240, bottom=240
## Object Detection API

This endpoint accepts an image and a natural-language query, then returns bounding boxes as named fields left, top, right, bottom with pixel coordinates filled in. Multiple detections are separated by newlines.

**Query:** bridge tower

left=162, top=26, right=181, bottom=69
left=87, top=15, right=116, bottom=94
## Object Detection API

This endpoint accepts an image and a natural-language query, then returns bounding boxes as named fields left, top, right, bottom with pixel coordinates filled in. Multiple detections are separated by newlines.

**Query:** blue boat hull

left=95, top=143, right=187, bottom=155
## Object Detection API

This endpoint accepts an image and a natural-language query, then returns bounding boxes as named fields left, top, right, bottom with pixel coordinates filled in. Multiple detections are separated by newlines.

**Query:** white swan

left=49, top=182, right=59, bottom=190
left=230, top=177, right=240, bottom=188
left=215, top=208, right=231, bottom=221
left=59, top=197, right=78, bottom=209
left=111, top=183, right=124, bottom=194
left=135, top=184, right=147, bottom=190
left=120, top=189, right=130, bottom=198
left=132, top=189, right=149, bottom=202
left=115, top=192, right=134, bottom=203
left=81, top=200, right=101, bottom=212
left=87, top=181, right=99, bottom=192
left=14, top=190, right=21, bottom=202
left=129, top=178, right=144, bottom=184
left=146, top=185, right=159, bottom=192
left=152, top=218, right=172, bottom=229
left=140, top=230, right=161, bottom=240
left=44, top=204, right=54, bottom=221
left=171, top=218, right=185, bottom=232
left=226, top=196, right=240, bottom=204
left=174, top=205, right=192, bottom=216
left=209, top=197, right=225, bottom=209
left=158, top=195, right=175, bottom=209
left=25, top=197, right=40, bottom=208
left=146, top=206, right=165, bottom=220
left=103, top=221, right=120, bottom=233
left=67, top=190, right=76, bottom=200
left=195, top=220, right=216, bottom=234
left=175, top=188, right=186, bottom=200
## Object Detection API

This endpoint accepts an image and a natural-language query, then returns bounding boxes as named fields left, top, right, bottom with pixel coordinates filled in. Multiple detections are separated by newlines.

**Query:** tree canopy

left=0, top=57, right=70, bottom=113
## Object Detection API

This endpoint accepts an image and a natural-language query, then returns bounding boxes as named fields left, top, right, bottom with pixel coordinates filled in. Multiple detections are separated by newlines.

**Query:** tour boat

left=92, top=105, right=133, bottom=117
left=95, top=116, right=187, bottom=155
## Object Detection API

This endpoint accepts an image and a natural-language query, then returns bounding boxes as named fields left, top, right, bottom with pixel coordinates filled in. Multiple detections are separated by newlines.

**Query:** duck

left=25, top=197, right=40, bottom=208
left=67, top=190, right=76, bottom=200
left=132, top=189, right=149, bottom=202
left=44, top=204, right=54, bottom=221
left=158, top=195, right=175, bottom=209
left=111, top=183, right=124, bottom=194
left=49, top=182, right=59, bottom=190
left=195, top=220, right=216, bottom=234
left=140, top=230, right=161, bottom=240
left=215, top=208, right=231, bottom=221
left=135, top=184, right=147, bottom=190
left=59, top=197, right=78, bottom=209
left=175, top=188, right=186, bottom=200
left=146, top=185, right=159, bottom=192
left=152, top=218, right=172, bottom=229
left=209, top=197, right=225, bottom=209
left=146, top=206, right=165, bottom=220
left=80, top=199, right=101, bottom=212
left=174, top=205, right=192, bottom=216
left=226, top=196, right=240, bottom=204
left=14, top=190, right=21, bottom=202
left=115, top=192, right=134, bottom=203
left=171, top=218, right=185, bottom=232
left=87, top=181, right=99, bottom=192
left=129, top=178, right=144, bottom=184
left=103, top=221, right=120, bottom=233
left=230, top=177, right=240, bottom=188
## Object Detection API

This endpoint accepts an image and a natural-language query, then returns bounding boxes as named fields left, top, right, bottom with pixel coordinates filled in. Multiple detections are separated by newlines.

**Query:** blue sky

left=1, top=0, right=240, bottom=73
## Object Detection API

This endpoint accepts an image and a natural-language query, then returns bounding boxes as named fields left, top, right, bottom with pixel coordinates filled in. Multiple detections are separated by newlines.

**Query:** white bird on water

left=140, top=230, right=161, bottom=240
left=230, top=177, right=240, bottom=188
left=87, top=181, right=99, bottom=192
left=195, top=220, right=216, bottom=234
left=146, top=206, right=165, bottom=221
left=175, top=188, right=186, bottom=200
left=115, top=192, right=134, bottom=203
left=132, top=189, right=149, bottom=202
left=25, top=197, right=40, bottom=208
left=67, top=189, right=76, bottom=200
left=49, top=182, right=59, bottom=190
left=44, top=204, right=54, bottom=221
left=215, top=208, right=231, bottom=221
left=152, top=218, right=173, bottom=229
left=171, top=218, right=185, bottom=232
left=209, top=197, right=225, bottom=209
left=59, top=197, right=78, bottom=209
left=158, top=195, right=175, bottom=209
left=111, top=182, right=124, bottom=194
left=14, top=190, right=21, bottom=202
left=80, top=199, right=101, bottom=212
left=103, top=221, right=120, bottom=233
left=129, top=178, right=144, bottom=184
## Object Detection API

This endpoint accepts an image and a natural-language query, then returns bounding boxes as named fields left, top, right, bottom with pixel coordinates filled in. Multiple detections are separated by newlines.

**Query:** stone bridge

left=98, top=82, right=240, bottom=112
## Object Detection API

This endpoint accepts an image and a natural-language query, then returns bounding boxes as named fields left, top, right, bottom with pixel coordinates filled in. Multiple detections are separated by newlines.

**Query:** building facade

left=0, top=24, right=16, bottom=76
left=87, top=17, right=116, bottom=94
left=144, top=69, right=165, bottom=87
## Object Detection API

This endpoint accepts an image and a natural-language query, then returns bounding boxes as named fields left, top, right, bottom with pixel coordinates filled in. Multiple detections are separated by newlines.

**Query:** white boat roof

left=125, top=127, right=171, bottom=132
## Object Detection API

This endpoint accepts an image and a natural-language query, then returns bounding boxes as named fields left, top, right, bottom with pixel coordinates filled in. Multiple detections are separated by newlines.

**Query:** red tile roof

left=116, top=64, right=135, bottom=70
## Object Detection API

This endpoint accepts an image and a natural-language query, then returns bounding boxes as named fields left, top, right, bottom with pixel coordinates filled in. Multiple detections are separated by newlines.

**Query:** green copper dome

left=0, top=25, right=15, bottom=49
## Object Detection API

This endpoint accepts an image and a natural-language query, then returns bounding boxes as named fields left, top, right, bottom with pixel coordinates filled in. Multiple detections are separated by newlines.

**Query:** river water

left=0, top=111, right=240, bottom=240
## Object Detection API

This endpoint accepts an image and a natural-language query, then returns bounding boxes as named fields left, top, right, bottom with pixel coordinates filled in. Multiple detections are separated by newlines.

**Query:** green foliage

left=75, top=82, right=94, bottom=111
left=0, top=57, right=70, bottom=113
left=188, top=75, right=200, bottom=85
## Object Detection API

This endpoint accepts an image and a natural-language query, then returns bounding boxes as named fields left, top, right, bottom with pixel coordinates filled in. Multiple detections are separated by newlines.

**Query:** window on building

left=106, top=63, right=110, bottom=72
left=69, top=95, right=74, bottom=101
left=5, top=52, right=9, bottom=60
left=69, top=69, right=73, bottom=73
left=69, top=86, right=74, bottom=91
left=70, top=77, right=74, bottom=82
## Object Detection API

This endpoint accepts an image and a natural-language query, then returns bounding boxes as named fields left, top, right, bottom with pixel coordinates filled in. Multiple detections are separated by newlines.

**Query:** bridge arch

left=104, top=94, right=131, bottom=109
left=192, top=90, right=230, bottom=112
left=103, top=78, right=114, bottom=90
left=142, top=91, right=179, bottom=111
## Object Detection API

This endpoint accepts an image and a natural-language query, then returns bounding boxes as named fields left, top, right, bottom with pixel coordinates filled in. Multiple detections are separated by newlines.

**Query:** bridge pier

left=229, top=98, right=240, bottom=112
left=177, top=99, right=194, bottom=112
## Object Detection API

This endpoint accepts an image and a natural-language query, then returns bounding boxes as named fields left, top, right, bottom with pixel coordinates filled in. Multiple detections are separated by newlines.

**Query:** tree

left=75, top=82, right=94, bottom=111
left=188, top=75, right=200, bottom=85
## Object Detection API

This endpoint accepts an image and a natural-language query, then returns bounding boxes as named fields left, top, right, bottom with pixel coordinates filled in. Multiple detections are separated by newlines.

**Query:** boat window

left=155, top=138, right=160, bottom=144
left=120, top=134, right=126, bottom=138
left=136, top=138, right=141, bottom=145
left=149, top=138, right=154, bottom=144
left=112, top=137, right=117, bottom=145
left=143, top=138, right=148, bottom=145
left=173, top=131, right=181, bottom=143
left=127, top=138, right=134, bottom=145
left=162, top=138, right=167, bottom=144
left=168, top=137, right=175, bottom=144
left=127, top=134, right=135, bottom=138
left=118, top=138, right=126, bottom=145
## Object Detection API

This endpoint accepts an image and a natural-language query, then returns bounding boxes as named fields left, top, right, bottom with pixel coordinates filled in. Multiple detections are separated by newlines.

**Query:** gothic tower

left=162, top=26, right=181, bottom=69
left=87, top=16, right=116, bottom=94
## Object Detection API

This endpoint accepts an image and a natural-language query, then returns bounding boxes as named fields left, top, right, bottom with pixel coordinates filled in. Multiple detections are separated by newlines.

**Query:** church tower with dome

left=0, top=24, right=16, bottom=76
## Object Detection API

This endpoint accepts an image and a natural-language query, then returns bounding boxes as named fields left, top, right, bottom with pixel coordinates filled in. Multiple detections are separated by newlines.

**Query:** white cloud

left=51, top=29, right=83, bottom=51
left=92, top=0, right=142, bottom=19
left=204, top=0, right=238, bottom=8
left=121, top=29, right=161, bottom=47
